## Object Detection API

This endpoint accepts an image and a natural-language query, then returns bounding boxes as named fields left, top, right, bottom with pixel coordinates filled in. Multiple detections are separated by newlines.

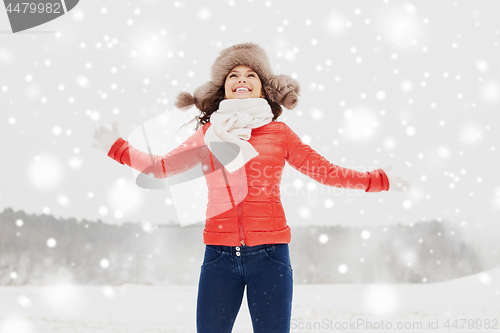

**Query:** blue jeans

left=196, top=243, right=293, bottom=333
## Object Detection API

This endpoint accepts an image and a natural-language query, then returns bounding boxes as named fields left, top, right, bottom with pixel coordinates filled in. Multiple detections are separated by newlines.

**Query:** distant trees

left=0, top=207, right=498, bottom=285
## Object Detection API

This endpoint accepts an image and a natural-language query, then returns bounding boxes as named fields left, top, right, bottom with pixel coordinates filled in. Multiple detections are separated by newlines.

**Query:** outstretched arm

left=284, top=123, right=405, bottom=192
left=93, top=122, right=205, bottom=178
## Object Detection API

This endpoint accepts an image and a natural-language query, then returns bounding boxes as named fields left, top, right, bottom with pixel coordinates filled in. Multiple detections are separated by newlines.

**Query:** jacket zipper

left=206, top=123, right=245, bottom=246
left=238, top=168, right=245, bottom=246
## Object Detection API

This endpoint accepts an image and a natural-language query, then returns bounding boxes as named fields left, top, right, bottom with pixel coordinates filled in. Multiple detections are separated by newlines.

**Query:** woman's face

left=224, top=65, right=264, bottom=100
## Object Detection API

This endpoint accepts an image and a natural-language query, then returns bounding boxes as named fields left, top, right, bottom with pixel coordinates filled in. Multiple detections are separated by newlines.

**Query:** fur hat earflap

left=174, top=42, right=300, bottom=112
left=174, top=91, right=196, bottom=111
left=192, top=81, right=220, bottom=110
left=264, top=74, right=300, bottom=110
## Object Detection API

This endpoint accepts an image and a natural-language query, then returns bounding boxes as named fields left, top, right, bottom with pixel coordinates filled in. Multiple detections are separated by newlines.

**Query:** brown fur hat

left=174, top=42, right=300, bottom=111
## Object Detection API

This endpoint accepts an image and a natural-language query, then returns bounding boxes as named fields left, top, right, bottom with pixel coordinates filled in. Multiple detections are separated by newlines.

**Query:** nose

left=239, top=78, right=247, bottom=83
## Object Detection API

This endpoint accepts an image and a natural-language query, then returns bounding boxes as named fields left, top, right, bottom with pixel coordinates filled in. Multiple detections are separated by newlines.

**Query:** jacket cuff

left=107, top=137, right=126, bottom=164
left=365, top=168, right=389, bottom=192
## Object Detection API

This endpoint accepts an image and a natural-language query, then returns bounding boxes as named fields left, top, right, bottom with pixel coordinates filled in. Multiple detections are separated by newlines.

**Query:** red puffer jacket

left=108, top=121, right=389, bottom=247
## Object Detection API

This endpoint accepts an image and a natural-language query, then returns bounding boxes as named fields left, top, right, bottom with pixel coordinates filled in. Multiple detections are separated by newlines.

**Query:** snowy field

left=0, top=267, right=498, bottom=333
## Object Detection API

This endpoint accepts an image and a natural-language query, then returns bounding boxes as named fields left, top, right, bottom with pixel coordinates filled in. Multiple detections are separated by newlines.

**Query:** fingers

left=92, top=131, right=102, bottom=141
left=397, top=179, right=411, bottom=191
left=95, top=123, right=118, bottom=139
left=92, top=143, right=100, bottom=150
left=100, top=125, right=111, bottom=134
left=112, top=122, right=119, bottom=133
left=387, top=172, right=410, bottom=192
left=93, top=127, right=104, bottom=140
left=383, top=165, right=393, bottom=173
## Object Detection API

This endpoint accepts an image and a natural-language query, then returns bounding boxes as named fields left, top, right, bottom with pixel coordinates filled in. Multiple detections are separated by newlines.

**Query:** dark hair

left=193, top=83, right=283, bottom=132
left=177, top=77, right=283, bottom=131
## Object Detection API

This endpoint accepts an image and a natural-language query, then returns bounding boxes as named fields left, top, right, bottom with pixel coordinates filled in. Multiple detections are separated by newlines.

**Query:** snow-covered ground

left=1, top=267, right=498, bottom=333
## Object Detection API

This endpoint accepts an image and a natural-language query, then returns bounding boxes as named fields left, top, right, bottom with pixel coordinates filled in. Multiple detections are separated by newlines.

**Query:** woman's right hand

left=92, top=122, right=121, bottom=154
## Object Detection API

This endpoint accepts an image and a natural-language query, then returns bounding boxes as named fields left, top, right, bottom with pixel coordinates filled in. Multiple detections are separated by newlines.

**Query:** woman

left=92, top=42, right=410, bottom=333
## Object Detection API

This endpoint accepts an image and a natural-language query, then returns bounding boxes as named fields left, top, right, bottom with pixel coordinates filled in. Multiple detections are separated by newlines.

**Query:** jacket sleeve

left=283, top=123, right=389, bottom=192
left=107, top=125, right=206, bottom=178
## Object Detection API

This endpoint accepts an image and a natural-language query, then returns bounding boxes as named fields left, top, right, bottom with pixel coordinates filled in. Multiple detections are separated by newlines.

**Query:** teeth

left=236, top=87, right=249, bottom=92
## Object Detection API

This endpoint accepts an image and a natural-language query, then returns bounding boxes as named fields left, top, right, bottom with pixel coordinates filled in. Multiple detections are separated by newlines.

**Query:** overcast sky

left=1, top=0, right=499, bottom=237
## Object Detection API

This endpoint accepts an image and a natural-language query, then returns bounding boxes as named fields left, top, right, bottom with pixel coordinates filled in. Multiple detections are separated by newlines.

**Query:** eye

left=229, top=73, right=237, bottom=78
left=248, top=73, right=256, bottom=77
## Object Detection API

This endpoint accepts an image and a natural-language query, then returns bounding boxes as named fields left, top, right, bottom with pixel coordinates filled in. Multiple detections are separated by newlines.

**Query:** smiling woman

left=188, top=63, right=285, bottom=132
left=92, top=42, right=410, bottom=333
left=224, top=65, right=264, bottom=100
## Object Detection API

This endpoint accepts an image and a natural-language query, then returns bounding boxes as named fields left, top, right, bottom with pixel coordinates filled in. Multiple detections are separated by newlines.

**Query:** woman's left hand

left=381, top=165, right=411, bottom=192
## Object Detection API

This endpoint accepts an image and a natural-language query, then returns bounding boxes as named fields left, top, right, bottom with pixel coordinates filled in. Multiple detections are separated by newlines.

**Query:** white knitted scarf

left=204, top=98, right=273, bottom=173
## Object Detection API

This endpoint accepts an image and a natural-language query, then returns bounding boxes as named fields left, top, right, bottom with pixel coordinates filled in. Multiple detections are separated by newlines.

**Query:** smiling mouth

left=234, top=87, right=251, bottom=92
